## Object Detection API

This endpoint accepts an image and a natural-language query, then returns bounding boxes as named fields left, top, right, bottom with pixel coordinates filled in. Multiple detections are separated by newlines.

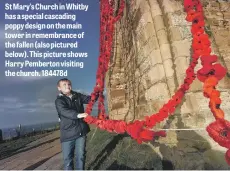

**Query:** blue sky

left=0, top=0, right=107, bottom=128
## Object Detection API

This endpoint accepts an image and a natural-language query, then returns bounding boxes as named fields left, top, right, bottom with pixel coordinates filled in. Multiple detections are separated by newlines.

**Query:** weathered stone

left=145, top=83, right=170, bottom=101
left=148, top=64, right=165, bottom=83
left=157, top=29, right=169, bottom=45
left=162, top=0, right=183, bottom=13
left=160, top=43, right=172, bottom=61
left=149, top=49, right=163, bottom=66
left=172, top=40, right=191, bottom=58
left=169, top=27, right=183, bottom=41
left=110, top=89, right=126, bottom=98
left=153, top=15, right=165, bottom=32
left=149, top=0, right=162, bottom=18
left=146, top=35, right=160, bottom=50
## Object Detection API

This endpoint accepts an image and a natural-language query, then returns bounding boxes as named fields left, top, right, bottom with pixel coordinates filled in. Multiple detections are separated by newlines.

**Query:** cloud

left=0, top=96, right=55, bottom=113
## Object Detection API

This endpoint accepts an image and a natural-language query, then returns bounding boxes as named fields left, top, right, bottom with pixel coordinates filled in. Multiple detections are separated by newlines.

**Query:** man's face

left=58, top=81, right=72, bottom=95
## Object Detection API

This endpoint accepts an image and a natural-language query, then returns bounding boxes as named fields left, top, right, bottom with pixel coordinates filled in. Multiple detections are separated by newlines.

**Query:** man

left=55, top=78, right=98, bottom=170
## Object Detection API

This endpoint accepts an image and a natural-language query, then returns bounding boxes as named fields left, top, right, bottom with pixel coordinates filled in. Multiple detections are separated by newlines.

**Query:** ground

left=1, top=126, right=230, bottom=170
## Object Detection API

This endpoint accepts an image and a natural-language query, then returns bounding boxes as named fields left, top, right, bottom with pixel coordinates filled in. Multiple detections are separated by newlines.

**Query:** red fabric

left=200, top=55, right=217, bottom=65
left=206, top=119, right=230, bottom=149
left=197, top=63, right=227, bottom=82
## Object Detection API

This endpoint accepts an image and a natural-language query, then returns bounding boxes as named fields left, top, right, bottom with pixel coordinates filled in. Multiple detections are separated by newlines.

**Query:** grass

left=85, top=126, right=163, bottom=170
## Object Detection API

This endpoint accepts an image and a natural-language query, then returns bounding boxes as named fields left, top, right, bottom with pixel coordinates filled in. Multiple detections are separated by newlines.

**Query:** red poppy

left=204, top=76, right=218, bottom=87
left=126, top=121, right=144, bottom=140
left=203, top=87, right=213, bottom=98
left=114, top=121, right=126, bottom=133
left=84, top=115, right=96, bottom=124
left=194, top=47, right=211, bottom=56
left=145, top=115, right=156, bottom=128
left=98, top=112, right=106, bottom=120
left=210, top=96, right=222, bottom=105
left=184, top=1, right=196, bottom=12
left=154, top=113, right=165, bottom=122
left=193, top=33, right=211, bottom=48
left=190, top=59, right=199, bottom=68
left=159, top=106, right=170, bottom=117
left=196, top=2, right=203, bottom=12
left=192, top=54, right=200, bottom=60
left=184, top=76, right=195, bottom=85
left=191, top=25, right=204, bottom=35
left=139, top=129, right=155, bottom=142
left=211, top=64, right=227, bottom=80
left=154, top=130, right=167, bottom=137
left=200, top=55, right=217, bottom=65
left=210, top=89, right=220, bottom=98
left=181, top=84, right=190, bottom=91
left=206, top=119, right=230, bottom=149
left=186, top=10, right=203, bottom=22
left=91, top=94, right=96, bottom=101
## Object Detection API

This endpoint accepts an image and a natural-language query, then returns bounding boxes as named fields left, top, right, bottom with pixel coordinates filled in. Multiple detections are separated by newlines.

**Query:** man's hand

left=77, top=113, right=88, bottom=118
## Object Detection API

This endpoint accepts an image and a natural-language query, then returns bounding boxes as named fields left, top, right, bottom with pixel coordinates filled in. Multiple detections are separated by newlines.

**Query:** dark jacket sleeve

left=55, top=98, right=79, bottom=120
left=80, top=92, right=99, bottom=104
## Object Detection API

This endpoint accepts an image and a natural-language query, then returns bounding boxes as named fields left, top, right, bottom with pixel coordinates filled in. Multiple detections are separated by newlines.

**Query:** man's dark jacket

left=55, top=90, right=96, bottom=142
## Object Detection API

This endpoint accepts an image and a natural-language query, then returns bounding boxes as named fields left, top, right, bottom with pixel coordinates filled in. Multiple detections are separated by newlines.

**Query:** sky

left=0, top=0, right=108, bottom=128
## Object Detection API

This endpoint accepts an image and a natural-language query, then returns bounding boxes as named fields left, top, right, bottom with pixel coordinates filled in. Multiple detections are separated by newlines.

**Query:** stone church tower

left=105, top=0, right=230, bottom=169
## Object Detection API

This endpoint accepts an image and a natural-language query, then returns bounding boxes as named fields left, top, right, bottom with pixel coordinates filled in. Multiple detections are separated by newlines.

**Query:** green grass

left=85, top=126, right=162, bottom=170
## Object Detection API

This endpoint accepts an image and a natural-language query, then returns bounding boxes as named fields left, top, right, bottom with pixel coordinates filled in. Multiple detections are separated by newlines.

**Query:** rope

left=154, top=128, right=206, bottom=131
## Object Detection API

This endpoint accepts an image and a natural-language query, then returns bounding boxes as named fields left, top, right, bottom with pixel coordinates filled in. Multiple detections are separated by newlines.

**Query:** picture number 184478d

left=41, top=70, right=67, bottom=76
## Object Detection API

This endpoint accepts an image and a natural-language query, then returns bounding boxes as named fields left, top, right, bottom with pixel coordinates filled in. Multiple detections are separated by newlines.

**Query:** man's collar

left=58, top=90, right=77, bottom=97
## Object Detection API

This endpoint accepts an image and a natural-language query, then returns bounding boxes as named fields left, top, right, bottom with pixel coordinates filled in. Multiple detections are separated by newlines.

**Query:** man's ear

left=57, top=86, right=61, bottom=91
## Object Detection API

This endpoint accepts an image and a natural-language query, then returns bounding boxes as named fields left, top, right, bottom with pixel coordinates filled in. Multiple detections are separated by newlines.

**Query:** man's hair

left=57, top=78, right=72, bottom=86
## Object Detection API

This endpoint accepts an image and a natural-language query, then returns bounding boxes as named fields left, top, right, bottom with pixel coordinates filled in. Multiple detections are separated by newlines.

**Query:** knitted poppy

left=114, top=121, right=126, bottom=133
left=204, top=76, right=218, bottom=87
left=192, top=54, right=200, bottom=60
left=84, top=115, right=97, bottom=124
left=193, top=34, right=211, bottom=49
left=98, top=112, right=106, bottom=120
left=206, top=119, right=230, bottom=149
left=154, top=130, right=167, bottom=137
left=126, top=121, right=144, bottom=140
left=197, top=64, right=213, bottom=81
left=210, top=89, right=220, bottom=98
left=191, top=24, right=204, bottom=35
left=145, top=115, right=157, bottom=128
left=203, top=86, right=214, bottom=97
left=151, top=113, right=163, bottom=122
left=159, top=106, right=170, bottom=117
left=200, top=55, right=217, bottom=65
left=209, top=100, right=224, bottom=120
left=190, top=59, right=199, bottom=68
left=211, top=64, right=227, bottom=80
left=195, top=2, right=203, bottom=12
left=186, top=10, right=203, bottom=22
left=184, top=0, right=196, bottom=12
left=181, top=84, right=190, bottom=91
left=196, top=47, right=211, bottom=56
left=139, top=129, right=155, bottom=142
left=210, top=96, right=222, bottom=105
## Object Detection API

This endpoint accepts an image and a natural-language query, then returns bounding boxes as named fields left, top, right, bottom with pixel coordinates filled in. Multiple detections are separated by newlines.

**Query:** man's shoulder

left=55, top=94, right=66, bottom=102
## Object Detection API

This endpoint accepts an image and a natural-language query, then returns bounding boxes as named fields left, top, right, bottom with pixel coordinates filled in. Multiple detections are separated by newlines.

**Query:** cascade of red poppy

left=184, top=0, right=229, bottom=165
left=83, top=0, right=199, bottom=143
